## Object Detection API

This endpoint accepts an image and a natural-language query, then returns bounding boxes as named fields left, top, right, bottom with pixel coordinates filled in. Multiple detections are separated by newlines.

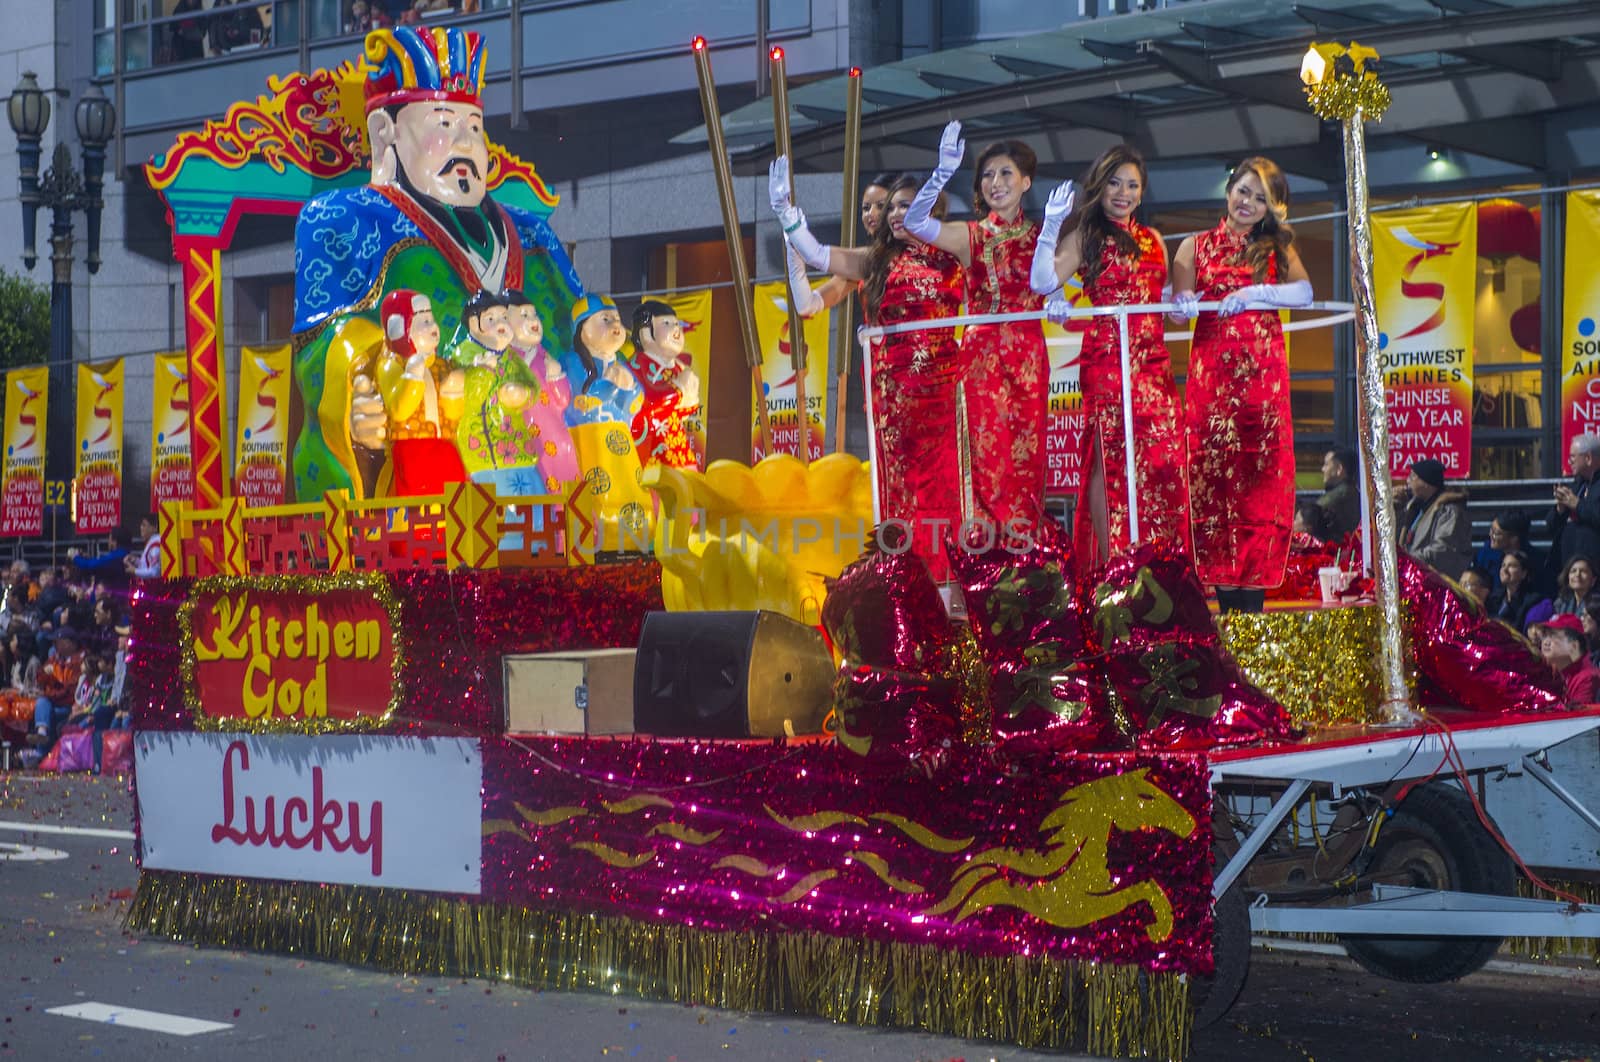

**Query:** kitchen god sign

left=182, top=576, right=402, bottom=729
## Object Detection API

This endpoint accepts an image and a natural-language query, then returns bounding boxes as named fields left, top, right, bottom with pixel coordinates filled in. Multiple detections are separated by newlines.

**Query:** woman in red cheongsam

left=1031, top=144, right=1189, bottom=572
left=902, top=123, right=1048, bottom=531
left=1171, top=156, right=1312, bottom=612
left=771, top=168, right=965, bottom=581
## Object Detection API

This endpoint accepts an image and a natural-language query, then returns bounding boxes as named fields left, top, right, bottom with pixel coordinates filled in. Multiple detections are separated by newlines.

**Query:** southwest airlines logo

left=87, top=369, right=119, bottom=446
left=157, top=359, right=190, bottom=443
left=1380, top=226, right=1460, bottom=348
left=8, top=379, right=41, bottom=455
left=244, top=353, right=285, bottom=440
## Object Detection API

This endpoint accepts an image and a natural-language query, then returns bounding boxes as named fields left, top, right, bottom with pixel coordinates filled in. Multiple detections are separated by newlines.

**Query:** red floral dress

left=1185, top=220, right=1294, bottom=588
left=630, top=354, right=703, bottom=470
left=865, top=241, right=966, bottom=581
left=1076, top=220, right=1190, bottom=568
left=961, top=213, right=1048, bottom=529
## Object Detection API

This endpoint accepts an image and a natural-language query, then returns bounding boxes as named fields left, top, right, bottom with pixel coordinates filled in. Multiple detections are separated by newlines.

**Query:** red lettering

left=210, top=740, right=384, bottom=876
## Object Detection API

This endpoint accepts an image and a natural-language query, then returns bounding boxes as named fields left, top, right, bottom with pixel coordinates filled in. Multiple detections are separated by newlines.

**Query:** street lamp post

left=6, top=73, right=117, bottom=487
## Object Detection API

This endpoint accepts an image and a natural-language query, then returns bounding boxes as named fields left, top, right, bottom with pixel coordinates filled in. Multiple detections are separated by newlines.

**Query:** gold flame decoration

left=1301, top=40, right=1392, bottom=121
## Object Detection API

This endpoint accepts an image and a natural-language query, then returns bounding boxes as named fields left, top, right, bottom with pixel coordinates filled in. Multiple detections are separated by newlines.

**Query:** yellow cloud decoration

left=642, top=453, right=874, bottom=626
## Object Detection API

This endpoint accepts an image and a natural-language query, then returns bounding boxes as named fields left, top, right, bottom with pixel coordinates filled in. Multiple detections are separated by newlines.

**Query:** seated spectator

left=64, top=652, right=110, bottom=732
left=31, top=567, right=69, bottom=639
left=6, top=626, right=39, bottom=692
left=1539, top=614, right=1600, bottom=705
left=1398, top=458, right=1471, bottom=580
left=1317, top=447, right=1361, bottom=541
left=87, top=596, right=122, bottom=656
left=1291, top=500, right=1332, bottom=543
left=1473, top=509, right=1541, bottom=594
left=1459, top=565, right=1492, bottom=609
left=25, top=628, right=85, bottom=753
left=1488, top=550, right=1546, bottom=631
left=1525, top=553, right=1598, bottom=631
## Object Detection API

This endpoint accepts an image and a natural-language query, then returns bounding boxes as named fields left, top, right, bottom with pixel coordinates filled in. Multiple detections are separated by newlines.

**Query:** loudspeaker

left=632, top=611, right=835, bottom=738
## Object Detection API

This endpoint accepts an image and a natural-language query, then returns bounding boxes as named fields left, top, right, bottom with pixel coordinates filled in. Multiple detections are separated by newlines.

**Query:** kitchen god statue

left=290, top=25, right=585, bottom=501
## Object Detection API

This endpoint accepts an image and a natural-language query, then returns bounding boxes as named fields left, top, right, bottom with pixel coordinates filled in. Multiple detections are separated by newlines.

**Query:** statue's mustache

left=438, top=157, right=482, bottom=178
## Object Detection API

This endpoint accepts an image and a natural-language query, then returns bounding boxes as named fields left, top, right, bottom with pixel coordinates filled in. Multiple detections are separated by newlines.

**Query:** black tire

left=1338, top=781, right=1515, bottom=983
left=1190, top=871, right=1250, bottom=1028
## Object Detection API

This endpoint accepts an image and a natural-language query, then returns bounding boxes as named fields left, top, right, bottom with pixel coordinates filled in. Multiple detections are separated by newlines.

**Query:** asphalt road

left=2, top=772, right=1598, bottom=1062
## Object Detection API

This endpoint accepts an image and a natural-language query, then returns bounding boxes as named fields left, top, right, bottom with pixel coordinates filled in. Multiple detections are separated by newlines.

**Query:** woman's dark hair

left=1067, top=144, right=1147, bottom=288
left=501, top=289, right=533, bottom=309
left=971, top=140, right=1037, bottom=216
left=1500, top=549, right=1532, bottom=583
left=865, top=172, right=899, bottom=192
left=862, top=174, right=947, bottom=323
left=1295, top=500, right=1331, bottom=542
left=1225, top=156, right=1295, bottom=283
left=1559, top=553, right=1597, bottom=604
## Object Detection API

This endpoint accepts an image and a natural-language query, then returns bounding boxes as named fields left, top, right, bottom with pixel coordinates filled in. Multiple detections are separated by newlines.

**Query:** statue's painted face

left=580, top=309, right=628, bottom=359
left=469, top=305, right=514, bottom=351
left=641, top=313, right=686, bottom=364
left=390, top=100, right=489, bottom=207
left=410, top=309, right=441, bottom=359
left=511, top=304, right=543, bottom=349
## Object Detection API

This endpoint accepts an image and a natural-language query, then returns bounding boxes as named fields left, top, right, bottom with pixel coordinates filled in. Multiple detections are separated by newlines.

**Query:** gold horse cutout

left=922, top=768, right=1197, bottom=941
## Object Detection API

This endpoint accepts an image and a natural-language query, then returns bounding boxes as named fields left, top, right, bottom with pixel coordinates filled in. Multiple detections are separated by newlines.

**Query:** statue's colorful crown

left=364, top=26, right=486, bottom=113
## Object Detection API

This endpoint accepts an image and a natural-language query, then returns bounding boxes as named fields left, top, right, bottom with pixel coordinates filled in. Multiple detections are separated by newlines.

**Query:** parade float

left=122, top=27, right=1600, bottom=1060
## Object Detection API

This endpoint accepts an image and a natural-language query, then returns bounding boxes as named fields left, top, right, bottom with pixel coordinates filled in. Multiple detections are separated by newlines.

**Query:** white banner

left=136, top=733, right=482, bottom=894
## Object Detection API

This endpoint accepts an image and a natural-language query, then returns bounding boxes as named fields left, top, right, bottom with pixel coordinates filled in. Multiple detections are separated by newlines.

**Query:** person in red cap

left=1537, top=612, right=1600, bottom=705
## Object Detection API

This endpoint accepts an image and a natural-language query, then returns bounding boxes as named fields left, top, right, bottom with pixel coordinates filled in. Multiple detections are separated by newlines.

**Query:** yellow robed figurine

left=558, top=295, right=653, bottom=554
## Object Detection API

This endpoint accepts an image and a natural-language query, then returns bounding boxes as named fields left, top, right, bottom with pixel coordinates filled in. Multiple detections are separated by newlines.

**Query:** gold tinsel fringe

left=127, top=871, right=1190, bottom=1057
left=1507, top=877, right=1600, bottom=963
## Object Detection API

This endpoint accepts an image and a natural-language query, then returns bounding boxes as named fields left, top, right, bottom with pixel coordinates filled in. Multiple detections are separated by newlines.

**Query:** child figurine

left=371, top=289, right=467, bottom=495
left=504, top=290, right=579, bottom=491
left=559, top=295, right=653, bottom=554
left=628, top=300, right=704, bottom=470
left=560, top=295, right=640, bottom=425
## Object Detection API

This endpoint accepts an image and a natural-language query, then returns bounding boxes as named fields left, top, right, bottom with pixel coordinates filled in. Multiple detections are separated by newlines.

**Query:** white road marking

left=1253, top=935, right=1600, bottom=980
left=0, top=842, right=68, bottom=861
left=0, top=819, right=134, bottom=840
left=46, top=1003, right=233, bottom=1036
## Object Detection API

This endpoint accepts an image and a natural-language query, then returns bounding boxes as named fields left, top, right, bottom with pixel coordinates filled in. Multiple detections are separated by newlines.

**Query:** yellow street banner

left=74, top=359, right=124, bottom=535
left=663, top=288, right=712, bottom=465
left=151, top=351, right=194, bottom=510
left=1373, top=202, right=1476, bottom=477
left=1044, top=277, right=1089, bottom=496
left=0, top=365, right=49, bottom=536
left=235, top=344, right=293, bottom=506
left=752, top=278, right=829, bottom=461
left=1561, top=191, right=1600, bottom=459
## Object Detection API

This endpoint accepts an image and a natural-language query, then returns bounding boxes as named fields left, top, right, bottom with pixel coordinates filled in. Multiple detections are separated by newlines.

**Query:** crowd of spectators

left=0, top=515, right=160, bottom=771
left=1300, top=436, right=1600, bottom=708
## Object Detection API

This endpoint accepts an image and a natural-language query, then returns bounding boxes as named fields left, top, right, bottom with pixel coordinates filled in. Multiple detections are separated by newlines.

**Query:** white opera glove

left=1044, top=295, right=1075, bottom=327
left=769, top=156, right=831, bottom=271
left=903, top=120, right=964, bottom=243
left=1030, top=180, right=1077, bottom=295
left=784, top=246, right=823, bottom=317
left=1217, top=279, right=1313, bottom=317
